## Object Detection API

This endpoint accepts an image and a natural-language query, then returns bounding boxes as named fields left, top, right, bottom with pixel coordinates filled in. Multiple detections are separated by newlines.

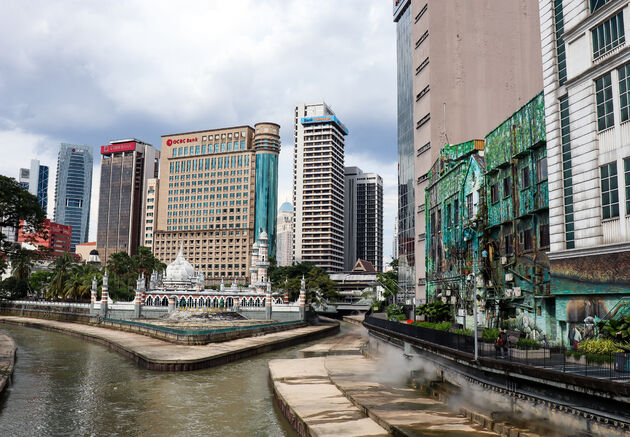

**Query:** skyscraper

left=54, top=143, right=93, bottom=252
left=18, top=159, right=49, bottom=213
left=344, top=167, right=384, bottom=272
left=253, top=123, right=281, bottom=258
left=293, top=102, right=348, bottom=272
left=276, top=202, right=294, bottom=266
left=393, top=0, right=543, bottom=304
left=141, top=177, right=159, bottom=252
left=96, top=139, right=160, bottom=263
left=152, top=123, right=280, bottom=284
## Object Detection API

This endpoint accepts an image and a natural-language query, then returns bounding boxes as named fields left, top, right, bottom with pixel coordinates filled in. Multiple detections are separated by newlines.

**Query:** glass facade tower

left=253, top=123, right=281, bottom=258
left=18, top=159, right=49, bottom=213
left=394, top=0, right=416, bottom=300
left=53, top=143, right=93, bottom=252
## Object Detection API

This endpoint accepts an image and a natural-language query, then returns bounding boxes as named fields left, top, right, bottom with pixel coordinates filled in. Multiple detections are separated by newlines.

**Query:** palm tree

left=11, top=247, right=35, bottom=283
left=63, top=268, right=91, bottom=300
left=47, top=252, right=74, bottom=299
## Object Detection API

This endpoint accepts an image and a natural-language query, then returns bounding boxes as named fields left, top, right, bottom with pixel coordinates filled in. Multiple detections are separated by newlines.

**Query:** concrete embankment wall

left=0, top=302, right=91, bottom=323
left=100, top=319, right=307, bottom=345
left=0, top=333, right=17, bottom=395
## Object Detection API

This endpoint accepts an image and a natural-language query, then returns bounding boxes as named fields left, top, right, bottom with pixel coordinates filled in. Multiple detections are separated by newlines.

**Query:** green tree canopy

left=268, top=261, right=339, bottom=302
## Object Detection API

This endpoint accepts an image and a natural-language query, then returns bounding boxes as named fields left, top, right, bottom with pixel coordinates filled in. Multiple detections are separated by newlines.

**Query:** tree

left=47, top=252, right=75, bottom=299
left=132, top=246, right=166, bottom=283
left=377, top=258, right=399, bottom=306
left=267, top=262, right=339, bottom=303
left=0, top=175, right=46, bottom=276
left=30, top=270, right=53, bottom=297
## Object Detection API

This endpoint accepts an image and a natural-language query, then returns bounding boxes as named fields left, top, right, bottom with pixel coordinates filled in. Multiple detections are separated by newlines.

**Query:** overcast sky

left=0, top=0, right=398, bottom=262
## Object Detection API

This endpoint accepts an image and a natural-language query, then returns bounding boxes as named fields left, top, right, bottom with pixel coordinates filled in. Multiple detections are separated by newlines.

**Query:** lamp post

left=467, top=273, right=479, bottom=361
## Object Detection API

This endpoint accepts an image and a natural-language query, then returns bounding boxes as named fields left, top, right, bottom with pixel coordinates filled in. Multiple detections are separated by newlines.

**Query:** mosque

left=92, top=231, right=306, bottom=321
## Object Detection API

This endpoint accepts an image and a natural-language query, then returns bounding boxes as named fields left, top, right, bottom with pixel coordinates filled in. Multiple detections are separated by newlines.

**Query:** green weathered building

left=426, top=93, right=554, bottom=339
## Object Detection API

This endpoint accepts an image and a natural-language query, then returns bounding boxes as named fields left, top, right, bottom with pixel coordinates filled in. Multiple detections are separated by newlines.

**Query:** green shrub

left=453, top=328, right=473, bottom=336
left=577, top=338, right=622, bottom=355
left=411, top=321, right=452, bottom=331
left=415, top=301, right=452, bottom=322
left=482, top=328, right=501, bottom=343
left=386, top=304, right=404, bottom=320
left=516, top=338, right=541, bottom=350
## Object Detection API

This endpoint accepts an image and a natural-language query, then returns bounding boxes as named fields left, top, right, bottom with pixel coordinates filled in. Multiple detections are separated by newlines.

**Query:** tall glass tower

left=54, top=143, right=93, bottom=252
left=18, top=159, right=49, bottom=213
left=253, top=123, right=280, bottom=258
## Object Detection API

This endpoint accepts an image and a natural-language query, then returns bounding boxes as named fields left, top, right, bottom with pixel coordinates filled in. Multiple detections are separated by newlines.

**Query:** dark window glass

left=596, top=73, right=615, bottom=130
left=523, top=229, right=533, bottom=251
left=466, top=194, right=473, bottom=218
left=600, top=161, right=620, bottom=219
left=591, top=0, right=613, bottom=13
left=619, top=62, right=630, bottom=122
left=592, top=12, right=625, bottom=59
left=503, top=176, right=511, bottom=198
left=491, top=184, right=499, bottom=203
left=505, top=234, right=514, bottom=256
left=536, top=156, right=548, bottom=182
left=521, top=167, right=531, bottom=189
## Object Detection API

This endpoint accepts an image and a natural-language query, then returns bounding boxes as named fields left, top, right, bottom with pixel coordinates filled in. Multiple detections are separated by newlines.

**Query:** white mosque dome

left=165, top=248, right=195, bottom=281
left=259, top=230, right=268, bottom=240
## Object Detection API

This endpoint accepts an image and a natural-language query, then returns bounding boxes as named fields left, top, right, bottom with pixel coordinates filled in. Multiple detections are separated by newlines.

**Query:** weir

left=364, top=316, right=630, bottom=436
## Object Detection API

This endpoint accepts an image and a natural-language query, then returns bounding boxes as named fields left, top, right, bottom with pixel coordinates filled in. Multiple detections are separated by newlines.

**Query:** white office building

left=293, top=102, right=348, bottom=272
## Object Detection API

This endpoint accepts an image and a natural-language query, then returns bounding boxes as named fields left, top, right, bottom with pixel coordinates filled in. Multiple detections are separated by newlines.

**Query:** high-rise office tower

left=276, top=202, right=294, bottom=266
left=96, top=139, right=160, bottom=263
left=152, top=123, right=280, bottom=284
left=18, top=159, right=49, bottom=213
left=254, top=123, right=281, bottom=258
left=53, top=143, right=93, bottom=252
left=393, top=0, right=543, bottom=304
left=293, top=102, right=348, bottom=272
left=539, top=0, right=630, bottom=324
left=141, top=177, right=159, bottom=252
left=344, top=167, right=384, bottom=272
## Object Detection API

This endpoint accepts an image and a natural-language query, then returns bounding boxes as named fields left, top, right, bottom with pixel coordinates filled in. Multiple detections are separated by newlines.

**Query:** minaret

left=265, top=282, right=272, bottom=320
left=250, top=241, right=259, bottom=286
left=299, top=275, right=306, bottom=320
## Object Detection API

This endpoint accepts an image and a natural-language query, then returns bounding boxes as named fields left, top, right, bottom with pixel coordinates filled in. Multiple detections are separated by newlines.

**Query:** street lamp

left=467, top=273, right=479, bottom=361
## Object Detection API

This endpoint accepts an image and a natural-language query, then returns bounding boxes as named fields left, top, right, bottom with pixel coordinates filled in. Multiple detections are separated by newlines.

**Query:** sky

left=0, top=0, right=398, bottom=262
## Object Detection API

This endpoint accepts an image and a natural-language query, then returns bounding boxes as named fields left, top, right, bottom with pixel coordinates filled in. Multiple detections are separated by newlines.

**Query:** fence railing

left=364, top=316, right=630, bottom=381
left=103, top=318, right=303, bottom=336
left=9, top=300, right=90, bottom=308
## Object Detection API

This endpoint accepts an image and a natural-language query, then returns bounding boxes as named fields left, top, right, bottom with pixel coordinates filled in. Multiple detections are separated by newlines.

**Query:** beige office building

left=393, top=0, right=543, bottom=304
left=141, top=178, right=159, bottom=251
left=153, top=123, right=279, bottom=285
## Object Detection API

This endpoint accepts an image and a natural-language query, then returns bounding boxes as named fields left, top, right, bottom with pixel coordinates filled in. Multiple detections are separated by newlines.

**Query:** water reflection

left=0, top=325, right=305, bottom=437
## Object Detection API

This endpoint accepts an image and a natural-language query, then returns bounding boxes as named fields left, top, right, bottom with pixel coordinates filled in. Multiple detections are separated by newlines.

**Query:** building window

left=619, top=63, right=630, bottom=122
left=590, top=0, right=613, bottom=14
left=522, top=228, right=533, bottom=251
left=554, top=0, right=567, bottom=85
left=415, top=57, right=429, bottom=75
left=503, top=176, right=512, bottom=198
left=560, top=96, right=575, bottom=249
left=592, top=12, right=625, bottom=59
left=453, top=199, right=459, bottom=226
left=624, top=157, right=630, bottom=214
left=416, top=85, right=430, bottom=102
left=540, top=223, right=550, bottom=248
left=596, top=73, right=615, bottom=130
left=466, top=193, right=473, bottom=218
left=536, top=156, right=548, bottom=182
left=521, top=167, right=531, bottom=189
left=490, top=184, right=499, bottom=204
left=600, top=161, right=620, bottom=219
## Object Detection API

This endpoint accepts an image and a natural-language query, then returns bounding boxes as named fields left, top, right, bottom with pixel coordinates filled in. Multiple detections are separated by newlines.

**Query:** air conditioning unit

left=505, top=289, right=513, bottom=297
left=442, top=296, right=448, bottom=304
left=488, top=281, right=493, bottom=287
left=446, top=289, right=451, bottom=297
left=500, top=256, right=507, bottom=265
left=505, top=273, right=514, bottom=282
left=513, top=287, right=522, bottom=297
left=450, top=296, right=457, bottom=305
left=476, top=277, right=485, bottom=288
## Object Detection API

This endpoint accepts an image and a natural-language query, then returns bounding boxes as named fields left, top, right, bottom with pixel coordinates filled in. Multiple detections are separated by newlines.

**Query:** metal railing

left=364, top=316, right=630, bottom=381
left=10, top=300, right=90, bottom=308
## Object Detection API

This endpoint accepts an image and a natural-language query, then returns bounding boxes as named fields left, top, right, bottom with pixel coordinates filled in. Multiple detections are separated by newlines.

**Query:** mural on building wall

left=551, top=251, right=630, bottom=294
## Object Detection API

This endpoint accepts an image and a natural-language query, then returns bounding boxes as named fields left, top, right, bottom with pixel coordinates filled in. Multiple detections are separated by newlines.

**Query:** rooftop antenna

left=443, top=102, right=450, bottom=145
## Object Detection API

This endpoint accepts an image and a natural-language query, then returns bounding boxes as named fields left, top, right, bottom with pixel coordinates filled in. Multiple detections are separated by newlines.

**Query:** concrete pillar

left=299, top=275, right=306, bottom=320
left=101, top=273, right=109, bottom=318
left=90, top=276, right=97, bottom=315
left=265, top=290, right=272, bottom=320
left=283, top=292, right=289, bottom=305
left=168, top=296, right=175, bottom=313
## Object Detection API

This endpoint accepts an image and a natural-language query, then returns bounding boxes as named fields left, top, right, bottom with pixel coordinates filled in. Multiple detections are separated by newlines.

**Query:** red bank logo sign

left=166, top=137, right=198, bottom=146
left=101, top=142, right=136, bottom=154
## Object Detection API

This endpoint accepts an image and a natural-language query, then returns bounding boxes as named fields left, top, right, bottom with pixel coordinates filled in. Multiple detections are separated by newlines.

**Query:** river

left=0, top=324, right=334, bottom=437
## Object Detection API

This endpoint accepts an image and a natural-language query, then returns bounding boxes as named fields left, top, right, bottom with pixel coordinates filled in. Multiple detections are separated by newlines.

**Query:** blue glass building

left=18, top=160, right=49, bottom=212
left=253, top=123, right=281, bottom=258
left=53, top=143, right=93, bottom=252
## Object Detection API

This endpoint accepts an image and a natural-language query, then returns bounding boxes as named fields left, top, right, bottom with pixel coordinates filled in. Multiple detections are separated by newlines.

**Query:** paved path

left=0, top=333, right=16, bottom=394
left=0, top=316, right=337, bottom=371
left=270, top=326, right=501, bottom=437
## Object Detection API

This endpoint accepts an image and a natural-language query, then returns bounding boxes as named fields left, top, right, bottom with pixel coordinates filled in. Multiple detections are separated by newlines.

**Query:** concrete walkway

left=270, top=326, right=500, bottom=437
left=0, top=333, right=16, bottom=394
left=0, top=316, right=337, bottom=371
